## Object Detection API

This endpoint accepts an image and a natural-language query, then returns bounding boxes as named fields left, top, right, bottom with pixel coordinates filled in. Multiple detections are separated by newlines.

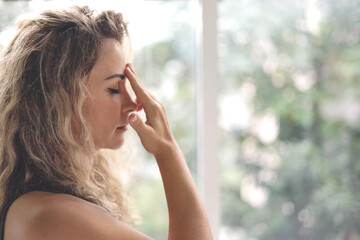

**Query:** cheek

left=91, top=97, right=121, bottom=124
left=83, top=90, right=122, bottom=132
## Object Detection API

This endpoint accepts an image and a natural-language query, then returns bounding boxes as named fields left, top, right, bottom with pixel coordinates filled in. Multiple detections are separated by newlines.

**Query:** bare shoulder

left=5, top=191, right=153, bottom=240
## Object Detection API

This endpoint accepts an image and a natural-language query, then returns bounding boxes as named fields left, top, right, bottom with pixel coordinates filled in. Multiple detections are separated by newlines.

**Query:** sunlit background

left=1, top=0, right=360, bottom=239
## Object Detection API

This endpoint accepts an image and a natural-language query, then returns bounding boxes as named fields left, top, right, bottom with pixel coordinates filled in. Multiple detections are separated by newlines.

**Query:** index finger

left=124, top=64, right=153, bottom=108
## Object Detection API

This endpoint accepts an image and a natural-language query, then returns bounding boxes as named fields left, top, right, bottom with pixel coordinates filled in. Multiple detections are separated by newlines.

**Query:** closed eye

left=108, top=88, right=120, bottom=94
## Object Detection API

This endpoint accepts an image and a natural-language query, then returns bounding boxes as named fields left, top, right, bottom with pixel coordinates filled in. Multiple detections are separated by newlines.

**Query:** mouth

left=116, top=124, right=128, bottom=131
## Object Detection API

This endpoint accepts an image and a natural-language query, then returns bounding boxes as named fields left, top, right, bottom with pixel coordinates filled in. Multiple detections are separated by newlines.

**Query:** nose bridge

left=121, top=88, right=137, bottom=112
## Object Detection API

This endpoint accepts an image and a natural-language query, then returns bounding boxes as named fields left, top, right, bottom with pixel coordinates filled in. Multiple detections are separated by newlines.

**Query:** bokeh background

left=1, top=0, right=360, bottom=239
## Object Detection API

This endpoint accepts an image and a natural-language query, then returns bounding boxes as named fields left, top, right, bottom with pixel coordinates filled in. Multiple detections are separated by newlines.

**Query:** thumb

left=128, top=113, right=148, bottom=137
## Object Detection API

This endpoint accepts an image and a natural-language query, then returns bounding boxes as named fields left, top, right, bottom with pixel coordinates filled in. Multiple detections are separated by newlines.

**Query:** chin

left=94, top=133, right=125, bottom=150
left=105, top=138, right=125, bottom=150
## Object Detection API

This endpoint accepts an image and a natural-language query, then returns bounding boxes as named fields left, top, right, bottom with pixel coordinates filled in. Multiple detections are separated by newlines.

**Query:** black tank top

left=0, top=181, right=96, bottom=240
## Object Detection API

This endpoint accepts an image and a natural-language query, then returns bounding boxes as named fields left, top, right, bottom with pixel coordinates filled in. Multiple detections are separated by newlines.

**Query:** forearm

left=125, top=64, right=213, bottom=239
left=155, top=144, right=214, bottom=240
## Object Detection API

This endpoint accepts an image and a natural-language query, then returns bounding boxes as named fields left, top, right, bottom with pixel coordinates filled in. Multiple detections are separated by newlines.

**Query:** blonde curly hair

left=0, top=6, right=133, bottom=224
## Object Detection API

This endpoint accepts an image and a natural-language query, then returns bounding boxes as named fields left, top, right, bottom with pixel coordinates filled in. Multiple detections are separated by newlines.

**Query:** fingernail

left=130, top=114, right=137, bottom=123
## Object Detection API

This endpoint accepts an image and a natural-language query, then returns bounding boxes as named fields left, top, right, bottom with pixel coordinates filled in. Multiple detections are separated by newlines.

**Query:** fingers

left=135, top=98, right=143, bottom=112
left=125, top=64, right=165, bottom=119
left=128, top=113, right=152, bottom=142
left=125, top=64, right=175, bottom=155
left=124, top=64, right=153, bottom=109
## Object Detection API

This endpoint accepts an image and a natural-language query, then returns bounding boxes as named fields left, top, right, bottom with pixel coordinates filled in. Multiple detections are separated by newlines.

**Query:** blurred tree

left=219, top=0, right=360, bottom=239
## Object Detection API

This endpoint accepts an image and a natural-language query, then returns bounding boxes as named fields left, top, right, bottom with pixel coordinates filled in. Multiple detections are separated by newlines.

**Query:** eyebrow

left=104, top=74, right=126, bottom=81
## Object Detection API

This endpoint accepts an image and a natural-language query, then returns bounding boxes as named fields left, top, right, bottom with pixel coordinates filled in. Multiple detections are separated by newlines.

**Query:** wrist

left=153, top=140, right=182, bottom=161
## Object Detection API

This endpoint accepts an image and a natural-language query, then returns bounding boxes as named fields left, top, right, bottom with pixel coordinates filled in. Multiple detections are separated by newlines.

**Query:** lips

left=116, top=124, right=128, bottom=131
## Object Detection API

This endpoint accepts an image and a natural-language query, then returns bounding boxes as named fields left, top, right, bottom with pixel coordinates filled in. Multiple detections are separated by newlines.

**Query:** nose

left=121, top=89, right=137, bottom=113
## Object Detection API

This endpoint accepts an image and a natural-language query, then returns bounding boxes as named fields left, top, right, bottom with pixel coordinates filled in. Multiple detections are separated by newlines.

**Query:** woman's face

left=83, top=38, right=137, bottom=150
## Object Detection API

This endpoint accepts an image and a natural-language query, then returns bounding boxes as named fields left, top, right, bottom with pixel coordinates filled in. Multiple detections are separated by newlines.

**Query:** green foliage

left=3, top=0, right=360, bottom=238
left=220, top=0, right=360, bottom=239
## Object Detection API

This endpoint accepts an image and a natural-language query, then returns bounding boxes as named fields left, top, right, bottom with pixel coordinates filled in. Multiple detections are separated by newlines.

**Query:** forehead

left=86, top=38, right=126, bottom=84
left=97, top=38, right=126, bottom=66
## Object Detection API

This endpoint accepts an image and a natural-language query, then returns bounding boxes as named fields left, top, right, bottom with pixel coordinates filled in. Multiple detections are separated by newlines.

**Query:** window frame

left=196, top=0, right=220, bottom=239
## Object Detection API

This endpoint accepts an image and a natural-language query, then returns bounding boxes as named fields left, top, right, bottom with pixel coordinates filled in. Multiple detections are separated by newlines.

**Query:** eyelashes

left=108, top=82, right=121, bottom=94
left=108, top=88, right=120, bottom=94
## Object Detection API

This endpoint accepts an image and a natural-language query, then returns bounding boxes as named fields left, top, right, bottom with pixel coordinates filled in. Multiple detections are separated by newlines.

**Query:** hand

left=124, top=63, right=177, bottom=158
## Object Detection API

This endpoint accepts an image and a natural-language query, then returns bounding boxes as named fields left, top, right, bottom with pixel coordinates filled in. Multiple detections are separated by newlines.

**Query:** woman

left=0, top=6, right=213, bottom=240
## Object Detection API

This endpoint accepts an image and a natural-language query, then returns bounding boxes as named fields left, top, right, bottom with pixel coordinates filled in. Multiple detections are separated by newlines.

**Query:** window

left=2, top=0, right=359, bottom=239
left=219, top=0, right=360, bottom=239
